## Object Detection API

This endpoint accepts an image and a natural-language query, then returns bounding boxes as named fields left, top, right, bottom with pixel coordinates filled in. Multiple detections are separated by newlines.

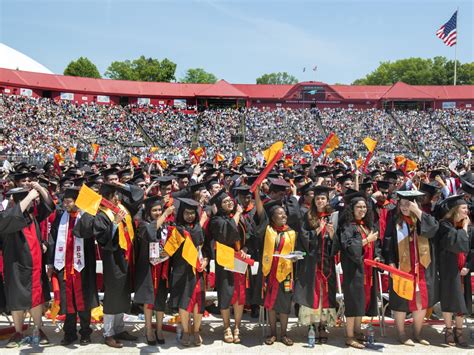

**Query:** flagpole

left=453, top=7, right=459, bottom=86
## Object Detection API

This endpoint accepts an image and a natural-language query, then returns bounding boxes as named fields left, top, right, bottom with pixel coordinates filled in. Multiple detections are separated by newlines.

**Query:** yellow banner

left=216, top=241, right=235, bottom=269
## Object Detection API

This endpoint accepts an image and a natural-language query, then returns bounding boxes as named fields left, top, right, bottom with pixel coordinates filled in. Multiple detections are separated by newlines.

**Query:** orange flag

left=216, top=241, right=235, bottom=269
left=91, top=143, right=100, bottom=160
left=182, top=235, right=199, bottom=273
left=302, top=144, right=316, bottom=156
left=363, top=137, right=377, bottom=153
left=190, top=147, right=205, bottom=163
left=214, top=153, right=225, bottom=164
left=232, top=156, right=243, bottom=168
left=263, top=141, right=284, bottom=163
left=75, top=185, right=102, bottom=216
left=131, top=156, right=140, bottom=167
left=283, top=154, right=294, bottom=168
left=149, top=147, right=159, bottom=153
left=69, top=147, right=77, bottom=160
left=158, top=160, right=168, bottom=169
left=327, top=134, right=340, bottom=150
left=356, top=155, right=364, bottom=169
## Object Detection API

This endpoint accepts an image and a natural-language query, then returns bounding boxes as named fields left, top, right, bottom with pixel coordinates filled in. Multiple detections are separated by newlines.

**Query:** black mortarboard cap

left=6, top=187, right=29, bottom=202
left=312, top=185, right=334, bottom=196
left=234, top=185, right=251, bottom=195
left=396, top=190, right=425, bottom=201
left=263, top=199, right=283, bottom=215
left=419, top=182, right=438, bottom=196
left=376, top=180, right=391, bottom=190
left=383, top=171, right=398, bottom=181
left=343, top=189, right=366, bottom=204
left=442, top=194, right=467, bottom=210
left=336, top=173, right=353, bottom=184
left=177, top=197, right=200, bottom=210
left=209, top=189, right=230, bottom=206
left=63, top=187, right=80, bottom=200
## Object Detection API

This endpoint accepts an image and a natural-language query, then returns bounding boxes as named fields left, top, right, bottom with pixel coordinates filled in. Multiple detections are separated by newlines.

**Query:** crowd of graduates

left=1, top=94, right=471, bottom=166
left=0, top=139, right=472, bottom=349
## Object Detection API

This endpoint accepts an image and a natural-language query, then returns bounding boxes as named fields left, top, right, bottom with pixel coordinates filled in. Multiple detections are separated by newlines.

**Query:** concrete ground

left=0, top=313, right=473, bottom=354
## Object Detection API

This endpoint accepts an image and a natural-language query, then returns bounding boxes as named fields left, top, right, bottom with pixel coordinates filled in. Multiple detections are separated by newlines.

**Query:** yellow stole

left=99, top=204, right=135, bottom=251
left=262, top=226, right=296, bottom=283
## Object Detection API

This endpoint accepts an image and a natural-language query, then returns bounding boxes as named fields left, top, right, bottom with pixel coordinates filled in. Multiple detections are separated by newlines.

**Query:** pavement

left=0, top=313, right=473, bottom=354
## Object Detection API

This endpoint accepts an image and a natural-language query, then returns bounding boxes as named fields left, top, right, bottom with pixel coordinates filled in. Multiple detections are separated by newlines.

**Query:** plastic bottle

left=32, top=326, right=40, bottom=346
left=308, top=324, right=316, bottom=348
left=367, top=324, right=375, bottom=345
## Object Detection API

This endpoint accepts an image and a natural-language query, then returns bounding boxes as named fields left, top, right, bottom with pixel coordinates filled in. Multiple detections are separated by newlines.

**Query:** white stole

left=54, top=211, right=85, bottom=272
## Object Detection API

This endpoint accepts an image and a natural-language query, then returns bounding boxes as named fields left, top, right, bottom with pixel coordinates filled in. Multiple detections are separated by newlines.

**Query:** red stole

left=22, top=222, right=44, bottom=308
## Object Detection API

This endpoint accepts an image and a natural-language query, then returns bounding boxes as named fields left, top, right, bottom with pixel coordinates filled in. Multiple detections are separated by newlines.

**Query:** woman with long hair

left=332, top=190, right=381, bottom=349
left=254, top=185, right=297, bottom=347
left=383, top=190, right=439, bottom=346
left=437, top=194, right=472, bottom=348
left=168, top=198, right=209, bottom=347
left=134, top=195, right=175, bottom=345
left=208, top=189, right=249, bottom=344
left=294, top=185, right=338, bottom=344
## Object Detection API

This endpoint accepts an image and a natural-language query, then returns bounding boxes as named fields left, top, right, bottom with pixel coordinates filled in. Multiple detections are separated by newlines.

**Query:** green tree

left=63, top=57, right=101, bottom=78
left=353, top=57, right=474, bottom=85
left=181, top=68, right=218, bottom=83
left=256, top=72, right=298, bottom=85
left=104, top=55, right=177, bottom=82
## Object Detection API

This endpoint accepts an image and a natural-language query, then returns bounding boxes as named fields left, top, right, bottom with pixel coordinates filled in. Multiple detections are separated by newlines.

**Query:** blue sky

left=1, top=0, right=472, bottom=84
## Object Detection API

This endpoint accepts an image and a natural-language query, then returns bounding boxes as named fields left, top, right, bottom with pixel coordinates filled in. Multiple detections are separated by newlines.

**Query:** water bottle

left=32, top=326, right=40, bottom=346
left=176, top=324, right=182, bottom=342
left=138, top=313, right=145, bottom=321
left=307, top=324, right=316, bottom=348
left=367, top=324, right=375, bottom=345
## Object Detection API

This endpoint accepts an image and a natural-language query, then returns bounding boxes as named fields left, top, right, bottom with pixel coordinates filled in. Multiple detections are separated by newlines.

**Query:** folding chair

left=335, top=262, right=346, bottom=335
left=376, top=270, right=390, bottom=337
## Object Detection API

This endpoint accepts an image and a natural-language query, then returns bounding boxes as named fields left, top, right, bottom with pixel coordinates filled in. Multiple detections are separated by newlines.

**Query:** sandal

left=454, top=327, right=469, bottom=348
left=318, top=324, right=328, bottom=344
left=180, top=332, right=191, bottom=347
left=281, top=335, right=294, bottom=346
left=233, top=328, right=241, bottom=344
left=355, top=332, right=367, bottom=343
left=414, top=337, right=430, bottom=346
left=194, top=332, right=203, bottom=346
left=223, top=327, right=233, bottom=343
left=265, top=335, right=276, bottom=345
left=346, top=337, right=365, bottom=349
left=444, top=327, right=455, bottom=346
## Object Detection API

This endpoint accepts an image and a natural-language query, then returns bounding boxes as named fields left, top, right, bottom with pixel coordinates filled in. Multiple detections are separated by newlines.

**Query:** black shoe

left=145, top=334, right=157, bottom=346
left=60, top=335, right=78, bottom=346
left=114, top=331, right=138, bottom=342
left=80, top=335, right=91, bottom=345
left=155, top=330, right=165, bottom=345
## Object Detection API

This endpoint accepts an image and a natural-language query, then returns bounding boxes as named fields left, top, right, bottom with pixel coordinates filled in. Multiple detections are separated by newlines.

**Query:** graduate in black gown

left=383, top=190, right=439, bottom=346
left=134, top=195, right=175, bottom=345
left=208, top=189, right=249, bottom=344
left=0, top=183, right=54, bottom=348
left=49, top=187, right=98, bottom=346
left=235, top=185, right=261, bottom=318
left=92, top=177, right=144, bottom=348
left=436, top=195, right=472, bottom=348
left=254, top=185, right=297, bottom=347
left=168, top=198, right=209, bottom=347
left=332, top=190, right=381, bottom=349
left=294, top=186, right=338, bottom=344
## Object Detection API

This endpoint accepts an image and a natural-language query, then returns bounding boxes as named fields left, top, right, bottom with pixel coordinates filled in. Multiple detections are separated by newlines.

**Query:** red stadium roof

left=0, top=68, right=472, bottom=101
left=197, top=79, right=248, bottom=98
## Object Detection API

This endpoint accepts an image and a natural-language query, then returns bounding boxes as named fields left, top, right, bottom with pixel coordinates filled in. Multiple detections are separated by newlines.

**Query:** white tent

left=0, top=43, right=53, bottom=74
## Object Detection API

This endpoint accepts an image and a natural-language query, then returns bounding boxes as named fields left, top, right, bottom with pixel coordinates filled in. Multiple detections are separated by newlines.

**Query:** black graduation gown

left=169, top=224, right=209, bottom=313
left=241, top=205, right=261, bottom=305
left=437, top=221, right=473, bottom=314
left=49, top=210, right=98, bottom=314
left=209, top=214, right=245, bottom=309
left=294, top=214, right=337, bottom=310
left=134, top=220, right=169, bottom=311
left=333, top=223, right=382, bottom=317
left=0, top=202, right=53, bottom=311
left=92, top=185, right=144, bottom=314
left=383, top=212, right=439, bottom=312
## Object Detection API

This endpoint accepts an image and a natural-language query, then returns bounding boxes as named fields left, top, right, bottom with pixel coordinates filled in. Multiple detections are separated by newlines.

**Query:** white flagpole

left=453, top=8, right=459, bottom=86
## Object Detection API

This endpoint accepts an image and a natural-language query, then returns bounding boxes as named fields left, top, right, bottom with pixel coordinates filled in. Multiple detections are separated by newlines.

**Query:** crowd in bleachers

left=0, top=94, right=471, bottom=166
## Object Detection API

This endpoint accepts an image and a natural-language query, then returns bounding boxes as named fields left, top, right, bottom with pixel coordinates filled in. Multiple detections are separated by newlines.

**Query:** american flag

left=436, top=11, right=457, bottom=47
